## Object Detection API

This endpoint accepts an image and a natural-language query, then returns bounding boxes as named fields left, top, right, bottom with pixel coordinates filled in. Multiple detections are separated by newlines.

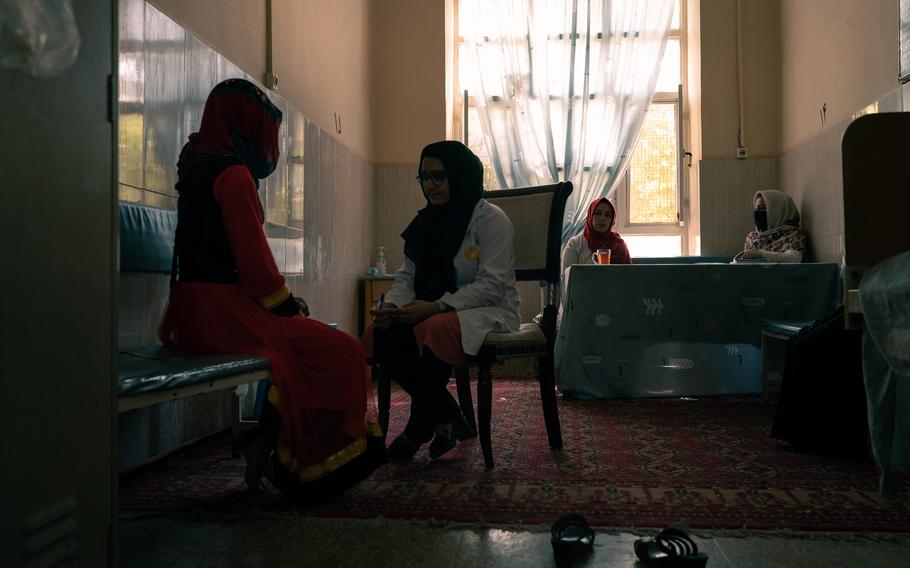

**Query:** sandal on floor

left=551, top=513, right=595, bottom=566
left=634, top=527, right=708, bottom=567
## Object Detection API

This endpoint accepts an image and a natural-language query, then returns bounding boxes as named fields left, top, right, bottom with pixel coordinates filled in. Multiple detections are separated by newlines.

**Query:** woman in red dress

left=159, top=78, right=383, bottom=502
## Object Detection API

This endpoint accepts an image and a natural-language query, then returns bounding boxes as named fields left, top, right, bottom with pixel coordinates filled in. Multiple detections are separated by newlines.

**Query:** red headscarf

left=582, top=197, right=631, bottom=264
left=176, top=78, right=282, bottom=190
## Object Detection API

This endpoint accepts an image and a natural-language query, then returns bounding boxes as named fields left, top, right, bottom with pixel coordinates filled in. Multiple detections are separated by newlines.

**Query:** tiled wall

left=374, top=166, right=425, bottom=275
left=699, top=85, right=907, bottom=264
left=780, top=86, right=905, bottom=264
left=118, top=0, right=375, bottom=470
left=118, top=0, right=374, bottom=339
left=698, top=158, right=780, bottom=257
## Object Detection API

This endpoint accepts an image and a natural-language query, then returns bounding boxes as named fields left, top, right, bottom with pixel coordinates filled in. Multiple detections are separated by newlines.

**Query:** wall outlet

left=736, top=147, right=748, bottom=159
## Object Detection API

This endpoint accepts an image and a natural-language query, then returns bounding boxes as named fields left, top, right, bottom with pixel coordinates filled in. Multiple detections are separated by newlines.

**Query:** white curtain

left=460, top=0, right=675, bottom=245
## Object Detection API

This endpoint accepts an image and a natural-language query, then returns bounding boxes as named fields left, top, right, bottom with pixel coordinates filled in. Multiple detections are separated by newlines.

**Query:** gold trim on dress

left=269, top=384, right=380, bottom=482
left=276, top=436, right=367, bottom=482
left=259, top=284, right=290, bottom=310
left=267, top=384, right=281, bottom=407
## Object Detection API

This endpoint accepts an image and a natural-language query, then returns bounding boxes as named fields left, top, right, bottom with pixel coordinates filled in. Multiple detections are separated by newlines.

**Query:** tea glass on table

left=593, top=249, right=612, bottom=265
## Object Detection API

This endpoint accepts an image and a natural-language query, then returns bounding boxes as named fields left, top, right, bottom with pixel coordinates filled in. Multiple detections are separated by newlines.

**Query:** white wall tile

left=699, top=158, right=779, bottom=257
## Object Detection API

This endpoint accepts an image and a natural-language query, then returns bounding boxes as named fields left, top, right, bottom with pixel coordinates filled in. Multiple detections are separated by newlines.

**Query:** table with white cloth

left=555, top=263, right=842, bottom=398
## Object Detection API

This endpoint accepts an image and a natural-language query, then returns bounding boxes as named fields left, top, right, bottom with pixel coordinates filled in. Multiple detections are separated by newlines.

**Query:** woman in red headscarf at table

left=561, top=196, right=631, bottom=278
left=158, top=78, right=384, bottom=504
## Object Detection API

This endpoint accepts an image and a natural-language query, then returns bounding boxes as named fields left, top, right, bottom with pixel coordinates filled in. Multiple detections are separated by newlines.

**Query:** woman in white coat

left=363, top=140, right=520, bottom=462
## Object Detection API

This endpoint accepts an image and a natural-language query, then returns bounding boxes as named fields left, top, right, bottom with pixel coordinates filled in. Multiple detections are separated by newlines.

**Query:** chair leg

left=454, top=367, right=477, bottom=436
left=477, top=358, right=494, bottom=470
left=375, top=363, right=391, bottom=442
left=231, top=387, right=243, bottom=457
left=540, top=352, right=563, bottom=450
left=761, top=332, right=770, bottom=399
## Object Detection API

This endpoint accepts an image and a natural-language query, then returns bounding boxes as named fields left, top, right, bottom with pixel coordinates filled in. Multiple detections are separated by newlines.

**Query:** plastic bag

left=0, top=0, right=80, bottom=77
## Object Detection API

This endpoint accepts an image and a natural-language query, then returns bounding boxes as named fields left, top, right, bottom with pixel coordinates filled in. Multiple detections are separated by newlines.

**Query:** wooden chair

left=377, top=181, right=573, bottom=469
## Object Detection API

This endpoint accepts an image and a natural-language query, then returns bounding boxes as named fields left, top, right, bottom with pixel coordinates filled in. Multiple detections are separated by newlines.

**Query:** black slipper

left=551, top=513, right=595, bottom=566
left=634, top=527, right=708, bottom=567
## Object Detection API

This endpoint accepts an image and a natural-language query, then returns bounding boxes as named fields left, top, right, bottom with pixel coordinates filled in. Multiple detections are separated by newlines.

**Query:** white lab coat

left=561, top=233, right=597, bottom=277
left=384, top=199, right=521, bottom=356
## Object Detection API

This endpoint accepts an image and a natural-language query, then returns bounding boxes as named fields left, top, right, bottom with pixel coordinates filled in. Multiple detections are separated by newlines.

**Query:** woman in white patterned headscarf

left=738, top=190, right=807, bottom=263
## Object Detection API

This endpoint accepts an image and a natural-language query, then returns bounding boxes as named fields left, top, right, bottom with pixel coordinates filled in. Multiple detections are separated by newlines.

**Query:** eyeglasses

left=416, top=171, right=448, bottom=186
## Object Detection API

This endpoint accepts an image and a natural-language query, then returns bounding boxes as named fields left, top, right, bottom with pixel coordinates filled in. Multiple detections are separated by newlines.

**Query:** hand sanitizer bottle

left=377, top=246, right=388, bottom=275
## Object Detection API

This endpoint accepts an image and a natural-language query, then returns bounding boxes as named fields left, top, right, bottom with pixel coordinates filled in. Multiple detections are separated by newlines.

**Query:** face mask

left=231, top=131, right=278, bottom=179
left=754, top=210, right=768, bottom=231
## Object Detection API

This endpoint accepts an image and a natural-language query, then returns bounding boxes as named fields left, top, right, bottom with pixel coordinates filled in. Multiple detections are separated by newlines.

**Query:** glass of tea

left=594, top=249, right=612, bottom=265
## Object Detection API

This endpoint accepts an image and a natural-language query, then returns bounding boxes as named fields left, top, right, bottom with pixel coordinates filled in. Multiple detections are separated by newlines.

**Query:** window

left=613, top=3, right=686, bottom=257
left=456, top=0, right=687, bottom=257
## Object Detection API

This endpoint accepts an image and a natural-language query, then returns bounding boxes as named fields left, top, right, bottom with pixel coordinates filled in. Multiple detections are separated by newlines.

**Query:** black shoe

left=387, top=432, right=421, bottom=463
left=241, top=433, right=272, bottom=492
left=429, top=423, right=457, bottom=459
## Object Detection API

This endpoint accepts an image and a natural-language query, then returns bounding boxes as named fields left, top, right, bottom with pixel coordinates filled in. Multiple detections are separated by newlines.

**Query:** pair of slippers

left=551, top=516, right=708, bottom=568
left=634, top=527, right=709, bottom=567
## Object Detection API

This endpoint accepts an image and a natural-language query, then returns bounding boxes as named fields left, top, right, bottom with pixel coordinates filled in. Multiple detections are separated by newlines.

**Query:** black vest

left=173, top=157, right=248, bottom=284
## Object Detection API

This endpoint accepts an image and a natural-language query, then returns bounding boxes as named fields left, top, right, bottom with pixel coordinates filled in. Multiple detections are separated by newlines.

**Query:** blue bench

left=118, top=346, right=270, bottom=411
left=760, top=319, right=812, bottom=398
left=118, top=202, right=271, bottom=448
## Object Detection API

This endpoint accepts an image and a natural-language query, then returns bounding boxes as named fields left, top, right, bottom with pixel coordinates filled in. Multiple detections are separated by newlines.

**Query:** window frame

left=612, top=8, right=688, bottom=258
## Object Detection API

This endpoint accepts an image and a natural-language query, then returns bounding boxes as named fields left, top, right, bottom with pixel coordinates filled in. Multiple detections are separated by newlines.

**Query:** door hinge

left=107, top=74, right=114, bottom=124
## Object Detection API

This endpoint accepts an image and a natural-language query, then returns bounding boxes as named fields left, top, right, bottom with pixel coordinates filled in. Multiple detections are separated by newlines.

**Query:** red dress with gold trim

left=160, top=165, right=380, bottom=491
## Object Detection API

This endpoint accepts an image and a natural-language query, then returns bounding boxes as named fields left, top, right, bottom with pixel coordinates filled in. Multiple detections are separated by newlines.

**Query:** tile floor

left=120, top=514, right=910, bottom=567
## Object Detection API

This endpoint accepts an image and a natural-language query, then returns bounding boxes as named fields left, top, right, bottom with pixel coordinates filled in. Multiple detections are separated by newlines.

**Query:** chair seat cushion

left=485, top=323, right=547, bottom=345
left=483, top=323, right=549, bottom=359
left=118, top=345, right=270, bottom=397
left=762, top=320, right=812, bottom=337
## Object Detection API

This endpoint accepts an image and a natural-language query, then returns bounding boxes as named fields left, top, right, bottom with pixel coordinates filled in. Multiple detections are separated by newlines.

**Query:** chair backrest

left=841, top=113, right=910, bottom=328
left=842, top=113, right=910, bottom=269
left=482, top=182, right=573, bottom=284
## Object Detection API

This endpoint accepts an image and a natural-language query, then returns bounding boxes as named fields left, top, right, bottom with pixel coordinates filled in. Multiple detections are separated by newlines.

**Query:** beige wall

left=699, top=0, right=781, bottom=159
left=147, top=0, right=265, bottom=78
left=778, top=1, right=902, bottom=264
left=370, top=0, right=448, bottom=166
left=739, top=0, right=781, bottom=158
left=149, top=0, right=374, bottom=160
left=780, top=0, right=898, bottom=153
left=273, top=0, right=373, bottom=159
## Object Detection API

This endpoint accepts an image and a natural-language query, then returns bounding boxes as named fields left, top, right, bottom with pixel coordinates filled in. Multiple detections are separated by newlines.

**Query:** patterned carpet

left=119, top=379, right=910, bottom=530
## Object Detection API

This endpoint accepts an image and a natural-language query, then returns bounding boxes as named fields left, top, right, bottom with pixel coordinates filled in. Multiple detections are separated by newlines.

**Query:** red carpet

left=120, top=379, right=910, bottom=530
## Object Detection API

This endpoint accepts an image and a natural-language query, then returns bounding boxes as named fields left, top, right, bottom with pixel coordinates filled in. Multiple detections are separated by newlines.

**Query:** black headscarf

left=402, top=141, right=484, bottom=301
